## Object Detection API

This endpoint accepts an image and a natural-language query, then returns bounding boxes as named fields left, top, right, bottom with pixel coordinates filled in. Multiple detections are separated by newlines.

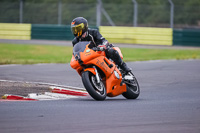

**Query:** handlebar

left=92, top=47, right=105, bottom=51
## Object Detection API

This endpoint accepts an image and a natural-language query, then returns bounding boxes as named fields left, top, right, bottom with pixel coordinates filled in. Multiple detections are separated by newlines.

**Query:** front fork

left=93, top=66, right=100, bottom=84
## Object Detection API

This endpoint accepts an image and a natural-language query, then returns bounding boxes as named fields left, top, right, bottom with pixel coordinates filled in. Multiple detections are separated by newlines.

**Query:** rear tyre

left=122, top=73, right=140, bottom=99
left=82, top=71, right=106, bottom=101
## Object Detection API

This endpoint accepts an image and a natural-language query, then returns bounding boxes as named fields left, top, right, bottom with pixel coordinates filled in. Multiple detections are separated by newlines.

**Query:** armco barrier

left=99, top=26, right=173, bottom=46
left=0, top=23, right=31, bottom=40
left=31, top=24, right=74, bottom=40
left=173, top=29, right=200, bottom=47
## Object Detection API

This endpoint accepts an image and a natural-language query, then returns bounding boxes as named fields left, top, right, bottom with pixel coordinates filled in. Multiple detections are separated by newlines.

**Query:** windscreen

left=73, top=41, right=90, bottom=56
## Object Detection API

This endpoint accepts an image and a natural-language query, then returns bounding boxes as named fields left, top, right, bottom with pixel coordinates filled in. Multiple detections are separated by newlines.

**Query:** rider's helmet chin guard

left=71, top=17, right=88, bottom=38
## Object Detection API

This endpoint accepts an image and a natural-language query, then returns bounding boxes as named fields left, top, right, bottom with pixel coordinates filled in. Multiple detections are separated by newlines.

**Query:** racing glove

left=97, top=40, right=110, bottom=51
left=97, top=45, right=107, bottom=51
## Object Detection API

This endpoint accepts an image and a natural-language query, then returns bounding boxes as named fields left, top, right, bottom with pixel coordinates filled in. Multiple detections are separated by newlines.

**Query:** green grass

left=0, top=43, right=200, bottom=64
left=0, top=43, right=73, bottom=64
left=121, top=47, right=200, bottom=62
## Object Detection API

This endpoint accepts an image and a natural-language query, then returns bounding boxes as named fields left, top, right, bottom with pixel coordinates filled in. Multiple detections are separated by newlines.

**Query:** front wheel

left=82, top=71, right=106, bottom=101
left=122, top=72, right=140, bottom=99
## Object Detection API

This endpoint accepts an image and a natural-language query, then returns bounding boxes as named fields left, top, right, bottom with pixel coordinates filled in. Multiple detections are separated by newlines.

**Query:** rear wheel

left=82, top=71, right=106, bottom=101
left=122, top=72, right=140, bottom=99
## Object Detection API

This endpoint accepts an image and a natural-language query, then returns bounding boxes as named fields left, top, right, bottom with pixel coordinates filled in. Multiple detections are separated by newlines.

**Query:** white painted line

left=45, top=92, right=79, bottom=99
left=0, top=64, right=23, bottom=67
left=28, top=93, right=58, bottom=100
left=28, top=92, right=79, bottom=100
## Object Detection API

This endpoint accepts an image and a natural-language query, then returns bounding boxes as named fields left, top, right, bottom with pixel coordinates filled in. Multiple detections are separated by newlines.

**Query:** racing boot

left=119, top=62, right=132, bottom=74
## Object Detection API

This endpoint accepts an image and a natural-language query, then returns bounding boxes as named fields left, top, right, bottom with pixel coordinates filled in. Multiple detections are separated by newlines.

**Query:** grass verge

left=0, top=43, right=200, bottom=64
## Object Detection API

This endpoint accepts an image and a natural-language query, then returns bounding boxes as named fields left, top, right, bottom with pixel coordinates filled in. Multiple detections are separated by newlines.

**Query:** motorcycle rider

left=71, top=17, right=131, bottom=73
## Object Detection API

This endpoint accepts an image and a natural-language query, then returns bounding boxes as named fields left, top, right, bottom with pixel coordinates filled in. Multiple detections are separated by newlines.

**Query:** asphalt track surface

left=0, top=60, right=200, bottom=133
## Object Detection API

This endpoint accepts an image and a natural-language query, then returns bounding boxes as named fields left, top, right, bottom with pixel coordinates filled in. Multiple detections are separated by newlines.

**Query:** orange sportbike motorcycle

left=70, top=41, right=140, bottom=100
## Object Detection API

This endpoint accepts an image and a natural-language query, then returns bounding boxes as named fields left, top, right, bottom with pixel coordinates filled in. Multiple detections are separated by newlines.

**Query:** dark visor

left=71, top=23, right=84, bottom=37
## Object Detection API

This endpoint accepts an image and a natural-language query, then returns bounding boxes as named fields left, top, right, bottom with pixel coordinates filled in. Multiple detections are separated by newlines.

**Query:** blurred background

left=0, top=0, right=200, bottom=28
left=0, top=0, right=200, bottom=47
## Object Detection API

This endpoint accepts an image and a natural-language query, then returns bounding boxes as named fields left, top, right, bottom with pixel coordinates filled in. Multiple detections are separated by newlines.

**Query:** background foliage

left=0, top=0, right=200, bottom=28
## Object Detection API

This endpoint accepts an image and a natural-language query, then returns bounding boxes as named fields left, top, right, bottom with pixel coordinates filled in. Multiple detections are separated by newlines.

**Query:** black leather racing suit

left=72, top=28, right=124, bottom=67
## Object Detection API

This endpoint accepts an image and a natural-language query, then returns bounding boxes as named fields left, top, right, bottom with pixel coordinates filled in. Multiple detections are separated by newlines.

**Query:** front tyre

left=122, top=73, right=140, bottom=99
left=82, top=71, right=106, bottom=101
